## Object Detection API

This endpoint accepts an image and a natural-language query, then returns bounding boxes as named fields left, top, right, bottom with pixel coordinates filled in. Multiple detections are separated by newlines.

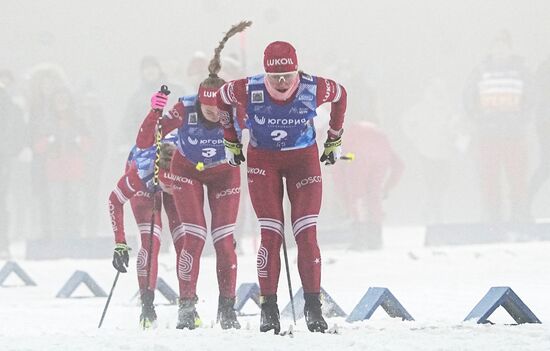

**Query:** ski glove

left=151, top=92, right=168, bottom=110
left=112, top=243, right=131, bottom=273
left=320, top=137, right=342, bottom=165
left=223, top=139, right=245, bottom=166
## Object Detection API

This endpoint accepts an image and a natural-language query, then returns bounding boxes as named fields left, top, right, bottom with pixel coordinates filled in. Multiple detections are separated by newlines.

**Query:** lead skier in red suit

left=140, top=21, right=251, bottom=330
left=109, top=127, right=181, bottom=329
left=217, top=41, right=347, bottom=333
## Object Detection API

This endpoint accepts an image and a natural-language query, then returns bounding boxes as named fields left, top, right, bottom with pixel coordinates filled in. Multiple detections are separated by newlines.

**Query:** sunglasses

left=266, top=71, right=298, bottom=83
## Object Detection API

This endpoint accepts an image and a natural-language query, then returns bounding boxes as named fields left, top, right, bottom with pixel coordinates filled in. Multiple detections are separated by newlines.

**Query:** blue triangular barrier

left=156, top=277, right=179, bottom=304
left=56, top=270, right=107, bottom=298
left=464, top=287, right=541, bottom=324
left=346, top=287, right=414, bottom=322
left=281, top=287, right=347, bottom=319
left=234, top=282, right=261, bottom=313
left=0, top=261, right=36, bottom=286
left=132, top=277, right=179, bottom=305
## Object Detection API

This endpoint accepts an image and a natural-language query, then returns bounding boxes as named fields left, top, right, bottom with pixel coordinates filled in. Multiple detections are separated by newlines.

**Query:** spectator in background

left=118, top=56, right=184, bottom=157
left=334, top=118, right=404, bottom=250
left=528, top=54, right=550, bottom=216
left=27, top=63, right=69, bottom=239
left=402, top=77, right=461, bottom=223
left=118, top=57, right=168, bottom=155
left=463, top=30, right=532, bottom=222
left=0, top=72, right=25, bottom=258
left=34, top=88, right=91, bottom=238
left=79, top=81, right=108, bottom=237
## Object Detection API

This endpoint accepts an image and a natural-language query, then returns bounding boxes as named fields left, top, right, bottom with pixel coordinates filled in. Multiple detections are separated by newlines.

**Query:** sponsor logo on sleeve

left=109, top=201, right=117, bottom=232
left=169, top=107, right=181, bottom=120
left=323, top=79, right=332, bottom=103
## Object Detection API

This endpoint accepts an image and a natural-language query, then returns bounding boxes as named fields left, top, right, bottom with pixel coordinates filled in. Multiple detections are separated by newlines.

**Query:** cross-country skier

left=217, top=41, right=347, bottom=333
left=140, top=21, right=251, bottom=330
left=109, top=127, right=181, bottom=329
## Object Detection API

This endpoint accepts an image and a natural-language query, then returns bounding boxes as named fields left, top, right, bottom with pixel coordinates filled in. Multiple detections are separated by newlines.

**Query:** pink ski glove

left=151, top=92, right=168, bottom=110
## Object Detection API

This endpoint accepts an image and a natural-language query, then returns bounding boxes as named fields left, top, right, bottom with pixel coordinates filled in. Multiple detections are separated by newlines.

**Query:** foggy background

left=2, top=0, right=550, bottom=256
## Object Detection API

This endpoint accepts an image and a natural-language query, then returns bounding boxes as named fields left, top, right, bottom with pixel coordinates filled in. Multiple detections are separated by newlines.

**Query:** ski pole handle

left=159, top=85, right=170, bottom=96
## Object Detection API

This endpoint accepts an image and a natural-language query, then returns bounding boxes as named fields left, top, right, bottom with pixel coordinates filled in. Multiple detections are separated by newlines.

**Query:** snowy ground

left=1, top=226, right=550, bottom=351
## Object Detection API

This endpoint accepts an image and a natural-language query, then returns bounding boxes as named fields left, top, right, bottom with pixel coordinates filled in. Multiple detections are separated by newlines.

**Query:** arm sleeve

left=108, top=167, right=144, bottom=243
left=135, top=103, right=183, bottom=148
left=217, top=79, right=248, bottom=142
left=315, top=77, right=347, bottom=137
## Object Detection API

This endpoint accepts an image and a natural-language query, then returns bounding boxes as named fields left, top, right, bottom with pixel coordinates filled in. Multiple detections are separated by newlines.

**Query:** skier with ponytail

left=139, top=21, right=252, bottom=330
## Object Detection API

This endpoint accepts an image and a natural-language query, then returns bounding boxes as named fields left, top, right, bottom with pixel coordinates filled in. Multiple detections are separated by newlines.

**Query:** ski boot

left=259, top=295, right=280, bottom=334
left=139, top=289, right=157, bottom=329
left=176, top=296, right=202, bottom=330
left=304, top=293, right=328, bottom=333
left=217, top=296, right=241, bottom=329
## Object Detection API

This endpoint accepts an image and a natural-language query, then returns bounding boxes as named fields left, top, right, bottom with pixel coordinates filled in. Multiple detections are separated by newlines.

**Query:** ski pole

left=98, top=271, right=120, bottom=328
left=339, top=152, right=355, bottom=161
left=281, top=232, right=296, bottom=325
left=145, top=85, right=170, bottom=301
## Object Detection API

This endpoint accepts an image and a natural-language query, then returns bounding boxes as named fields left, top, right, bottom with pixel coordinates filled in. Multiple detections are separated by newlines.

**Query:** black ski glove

left=112, top=243, right=131, bottom=273
left=320, top=137, right=342, bottom=165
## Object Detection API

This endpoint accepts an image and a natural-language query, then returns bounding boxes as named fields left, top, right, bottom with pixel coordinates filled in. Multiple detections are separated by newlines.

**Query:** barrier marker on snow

left=464, top=286, right=541, bottom=324
left=56, top=270, right=107, bottom=298
left=0, top=261, right=36, bottom=287
left=346, top=287, right=414, bottom=322
left=131, top=277, right=178, bottom=305
left=234, top=282, right=261, bottom=313
left=281, top=287, right=347, bottom=319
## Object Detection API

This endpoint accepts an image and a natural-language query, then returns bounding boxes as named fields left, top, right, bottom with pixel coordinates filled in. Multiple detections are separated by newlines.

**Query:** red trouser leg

left=162, top=192, right=188, bottom=289
left=171, top=154, right=207, bottom=299
left=162, top=192, right=183, bottom=240
left=247, top=149, right=284, bottom=296
left=248, top=145, right=322, bottom=295
left=285, top=146, right=322, bottom=294
left=207, top=166, right=240, bottom=298
left=214, top=236, right=238, bottom=298
left=130, top=191, right=162, bottom=291
left=171, top=150, right=241, bottom=299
